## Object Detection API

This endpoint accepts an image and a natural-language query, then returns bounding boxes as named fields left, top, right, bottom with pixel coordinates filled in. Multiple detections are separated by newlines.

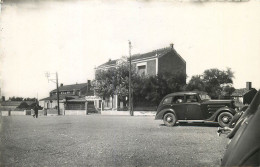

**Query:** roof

left=0, top=101, right=22, bottom=106
left=231, top=88, right=256, bottom=97
left=231, top=88, right=250, bottom=97
left=97, top=46, right=185, bottom=69
left=51, top=83, right=88, bottom=93
left=39, top=94, right=78, bottom=101
left=131, top=47, right=171, bottom=61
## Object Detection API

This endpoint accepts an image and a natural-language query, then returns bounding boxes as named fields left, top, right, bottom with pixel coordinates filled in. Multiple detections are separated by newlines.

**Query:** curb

left=101, top=111, right=156, bottom=116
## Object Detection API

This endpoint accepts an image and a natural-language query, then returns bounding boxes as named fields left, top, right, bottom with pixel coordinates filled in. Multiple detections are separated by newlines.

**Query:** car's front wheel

left=163, top=112, right=177, bottom=127
left=218, top=112, right=233, bottom=127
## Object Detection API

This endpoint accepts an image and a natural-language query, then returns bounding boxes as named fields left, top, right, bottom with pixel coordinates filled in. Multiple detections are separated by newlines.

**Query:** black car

left=155, top=91, right=237, bottom=127
left=220, top=90, right=260, bottom=166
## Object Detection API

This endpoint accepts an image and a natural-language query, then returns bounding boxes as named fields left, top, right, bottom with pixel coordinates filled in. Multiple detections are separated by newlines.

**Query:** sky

left=0, top=0, right=260, bottom=99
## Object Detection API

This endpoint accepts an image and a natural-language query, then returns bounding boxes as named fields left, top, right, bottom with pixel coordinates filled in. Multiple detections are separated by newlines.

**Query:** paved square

left=0, top=115, right=228, bottom=166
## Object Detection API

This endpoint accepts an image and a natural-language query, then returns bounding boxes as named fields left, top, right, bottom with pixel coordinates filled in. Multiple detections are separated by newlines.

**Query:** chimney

left=60, top=83, right=63, bottom=87
left=246, top=82, right=252, bottom=90
left=170, top=43, right=174, bottom=49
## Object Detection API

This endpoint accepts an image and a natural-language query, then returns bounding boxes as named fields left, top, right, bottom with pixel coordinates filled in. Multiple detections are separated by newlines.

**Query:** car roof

left=165, top=91, right=208, bottom=97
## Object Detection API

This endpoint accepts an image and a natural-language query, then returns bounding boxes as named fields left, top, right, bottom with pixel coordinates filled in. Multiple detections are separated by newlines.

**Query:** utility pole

left=56, top=72, right=60, bottom=115
left=129, top=41, right=133, bottom=116
left=45, top=72, right=60, bottom=115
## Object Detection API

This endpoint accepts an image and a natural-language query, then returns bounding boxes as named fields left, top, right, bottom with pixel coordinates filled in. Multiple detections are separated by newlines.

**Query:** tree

left=9, top=96, right=24, bottom=101
left=203, top=68, right=234, bottom=99
left=94, top=63, right=137, bottom=104
left=186, top=68, right=235, bottom=99
left=133, top=71, right=186, bottom=106
left=24, top=97, right=37, bottom=101
left=17, top=101, right=29, bottom=109
left=184, top=75, right=205, bottom=92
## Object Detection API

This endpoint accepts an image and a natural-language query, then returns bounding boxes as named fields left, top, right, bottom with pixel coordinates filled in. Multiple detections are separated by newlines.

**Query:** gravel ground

left=0, top=115, right=228, bottom=166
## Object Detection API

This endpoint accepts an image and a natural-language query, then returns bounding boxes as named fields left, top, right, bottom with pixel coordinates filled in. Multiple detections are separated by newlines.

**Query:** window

left=199, top=94, right=211, bottom=100
left=137, top=65, right=146, bottom=75
left=186, top=95, right=198, bottom=103
left=173, top=95, right=185, bottom=103
left=136, top=62, right=147, bottom=75
left=163, top=97, right=173, bottom=104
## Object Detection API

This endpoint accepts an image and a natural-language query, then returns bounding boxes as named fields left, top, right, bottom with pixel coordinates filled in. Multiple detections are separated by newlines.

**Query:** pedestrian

left=34, top=104, right=39, bottom=118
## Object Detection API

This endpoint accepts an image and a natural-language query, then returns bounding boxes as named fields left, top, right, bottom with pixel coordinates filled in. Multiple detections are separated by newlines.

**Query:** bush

left=17, top=102, right=29, bottom=109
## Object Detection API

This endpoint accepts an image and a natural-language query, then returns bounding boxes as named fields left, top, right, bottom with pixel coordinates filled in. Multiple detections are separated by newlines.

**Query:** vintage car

left=220, top=90, right=260, bottom=166
left=155, top=91, right=237, bottom=127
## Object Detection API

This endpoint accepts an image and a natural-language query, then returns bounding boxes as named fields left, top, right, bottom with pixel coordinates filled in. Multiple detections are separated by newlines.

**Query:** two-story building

left=95, top=44, right=186, bottom=111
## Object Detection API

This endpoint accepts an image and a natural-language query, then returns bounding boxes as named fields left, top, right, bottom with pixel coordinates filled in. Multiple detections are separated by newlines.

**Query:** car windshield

left=199, top=94, right=211, bottom=100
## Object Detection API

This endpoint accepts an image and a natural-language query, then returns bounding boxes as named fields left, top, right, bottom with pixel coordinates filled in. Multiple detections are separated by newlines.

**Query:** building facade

left=39, top=81, right=98, bottom=115
left=95, top=44, right=186, bottom=111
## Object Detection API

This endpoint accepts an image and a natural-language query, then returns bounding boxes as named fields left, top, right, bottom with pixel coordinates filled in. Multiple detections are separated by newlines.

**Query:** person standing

left=34, top=104, right=39, bottom=118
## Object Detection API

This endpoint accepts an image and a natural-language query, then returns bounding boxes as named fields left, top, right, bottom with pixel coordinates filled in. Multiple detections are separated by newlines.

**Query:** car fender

left=207, top=107, right=236, bottom=121
left=155, top=108, right=176, bottom=120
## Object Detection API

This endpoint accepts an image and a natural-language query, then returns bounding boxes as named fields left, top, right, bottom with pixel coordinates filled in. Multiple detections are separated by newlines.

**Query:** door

left=185, top=95, right=203, bottom=120
left=171, top=95, right=186, bottom=120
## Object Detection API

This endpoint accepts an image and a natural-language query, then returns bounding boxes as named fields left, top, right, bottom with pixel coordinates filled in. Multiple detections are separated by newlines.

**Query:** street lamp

left=45, top=72, right=60, bottom=115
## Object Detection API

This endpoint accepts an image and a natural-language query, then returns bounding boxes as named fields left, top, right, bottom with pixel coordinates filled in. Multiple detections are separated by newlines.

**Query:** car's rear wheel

left=218, top=112, right=233, bottom=127
left=163, top=113, right=177, bottom=127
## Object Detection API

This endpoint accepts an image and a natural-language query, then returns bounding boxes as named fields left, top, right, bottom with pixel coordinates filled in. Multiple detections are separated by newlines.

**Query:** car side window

left=186, top=95, right=198, bottom=103
left=173, top=96, right=184, bottom=104
left=163, top=97, right=173, bottom=104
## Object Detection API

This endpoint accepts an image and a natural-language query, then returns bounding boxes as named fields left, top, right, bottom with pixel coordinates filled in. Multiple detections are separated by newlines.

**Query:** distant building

left=95, top=44, right=186, bottom=110
left=39, top=81, right=98, bottom=114
left=0, top=100, right=35, bottom=111
left=232, top=82, right=257, bottom=105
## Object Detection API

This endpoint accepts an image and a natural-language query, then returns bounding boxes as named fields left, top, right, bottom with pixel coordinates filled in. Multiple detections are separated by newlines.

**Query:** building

left=232, top=82, right=257, bottom=106
left=96, top=43, right=186, bottom=77
left=39, top=81, right=97, bottom=115
left=95, top=44, right=186, bottom=111
left=0, top=100, right=35, bottom=111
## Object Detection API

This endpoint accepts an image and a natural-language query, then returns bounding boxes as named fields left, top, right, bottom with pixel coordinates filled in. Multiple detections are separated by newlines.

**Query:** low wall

left=101, top=111, right=130, bottom=115
left=134, top=106, right=157, bottom=111
left=0, top=110, right=46, bottom=116
left=10, top=111, right=26, bottom=116
left=1, top=110, right=26, bottom=116
left=46, top=109, right=59, bottom=116
left=65, top=110, right=87, bottom=115
left=1, top=111, right=11, bottom=116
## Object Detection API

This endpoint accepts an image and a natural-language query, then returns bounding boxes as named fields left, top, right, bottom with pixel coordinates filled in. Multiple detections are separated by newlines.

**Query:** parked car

left=155, top=91, right=237, bottom=127
left=217, top=105, right=248, bottom=136
left=220, top=90, right=260, bottom=166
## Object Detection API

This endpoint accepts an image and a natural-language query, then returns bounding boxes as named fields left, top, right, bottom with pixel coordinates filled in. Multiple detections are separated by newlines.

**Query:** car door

left=184, top=94, right=203, bottom=120
left=171, top=95, right=186, bottom=120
